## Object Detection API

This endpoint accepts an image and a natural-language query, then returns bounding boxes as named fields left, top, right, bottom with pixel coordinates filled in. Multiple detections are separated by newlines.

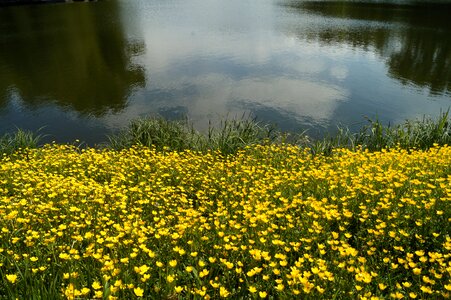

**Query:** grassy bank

left=0, top=143, right=450, bottom=299
left=106, top=112, right=451, bottom=155
left=0, top=128, right=43, bottom=155
left=2, top=112, right=450, bottom=155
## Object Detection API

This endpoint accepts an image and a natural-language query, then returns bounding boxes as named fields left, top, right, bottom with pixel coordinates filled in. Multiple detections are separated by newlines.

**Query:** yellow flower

left=6, top=274, right=17, bottom=284
left=414, top=250, right=424, bottom=257
left=402, top=282, right=412, bottom=288
left=259, top=291, right=267, bottom=298
left=120, top=257, right=129, bottom=263
left=134, top=287, right=144, bottom=297
left=220, top=286, right=230, bottom=297
left=92, top=281, right=102, bottom=290
left=174, top=286, right=183, bottom=293
left=249, top=286, right=257, bottom=293
left=156, top=261, right=164, bottom=268
left=134, top=264, right=150, bottom=275
left=169, top=260, right=177, bottom=267
left=81, top=288, right=90, bottom=295
left=420, top=286, right=432, bottom=294
left=199, top=269, right=209, bottom=278
left=94, top=291, right=103, bottom=298
left=114, top=280, right=123, bottom=288
left=412, top=268, right=422, bottom=275
left=390, top=292, right=404, bottom=299
left=59, top=253, right=70, bottom=260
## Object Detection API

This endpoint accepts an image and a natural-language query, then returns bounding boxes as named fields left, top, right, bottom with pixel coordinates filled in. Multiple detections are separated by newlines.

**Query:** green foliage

left=3, top=111, right=450, bottom=156
left=302, top=110, right=450, bottom=154
left=206, top=118, right=279, bottom=154
left=107, top=117, right=201, bottom=152
left=0, top=128, right=43, bottom=155
left=107, top=116, right=279, bottom=155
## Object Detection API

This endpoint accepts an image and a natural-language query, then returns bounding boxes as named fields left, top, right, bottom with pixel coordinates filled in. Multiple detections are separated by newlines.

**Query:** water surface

left=0, top=0, right=450, bottom=144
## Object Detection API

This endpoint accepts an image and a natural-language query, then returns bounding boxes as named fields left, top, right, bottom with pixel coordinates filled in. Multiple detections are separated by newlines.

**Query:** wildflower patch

left=0, top=144, right=450, bottom=299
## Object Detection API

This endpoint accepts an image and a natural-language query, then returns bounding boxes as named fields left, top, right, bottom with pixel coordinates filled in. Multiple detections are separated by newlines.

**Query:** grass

left=206, top=118, right=279, bottom=155
left=300, top=111, right=450, bottom=155
left=0, top=128, right=44, bottom=155
left=107, top=116, right=279, bottom=155
left=107, top=112, right=450, bottom=155
left=107, top=118, right=201, bottom=152
left=3, top=111, right=450, bottom=155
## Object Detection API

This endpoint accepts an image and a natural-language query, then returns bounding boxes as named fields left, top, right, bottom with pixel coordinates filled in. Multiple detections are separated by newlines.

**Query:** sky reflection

left=0, top=0, right=449, bottom=143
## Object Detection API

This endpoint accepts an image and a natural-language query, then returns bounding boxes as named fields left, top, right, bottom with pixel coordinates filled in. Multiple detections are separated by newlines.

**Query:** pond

left=0, top=0, right=450, bottom=144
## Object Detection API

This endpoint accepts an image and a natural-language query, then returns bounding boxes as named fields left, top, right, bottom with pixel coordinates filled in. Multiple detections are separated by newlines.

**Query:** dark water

left=0, top=0, right=450, bottom=144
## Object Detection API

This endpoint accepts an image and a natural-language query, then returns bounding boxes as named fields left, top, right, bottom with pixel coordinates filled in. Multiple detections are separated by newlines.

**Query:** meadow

left=0, top=141, right=450, bottom=299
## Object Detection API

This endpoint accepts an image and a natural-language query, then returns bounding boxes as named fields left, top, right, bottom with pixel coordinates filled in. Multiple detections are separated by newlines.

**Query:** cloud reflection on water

left=0, top=0, right=449, bottom=144
left=101, top=0, right=350, bottom=131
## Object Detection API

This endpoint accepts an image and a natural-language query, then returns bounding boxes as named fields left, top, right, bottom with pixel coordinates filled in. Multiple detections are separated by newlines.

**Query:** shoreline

left=1, top=111, right=450, bottom=156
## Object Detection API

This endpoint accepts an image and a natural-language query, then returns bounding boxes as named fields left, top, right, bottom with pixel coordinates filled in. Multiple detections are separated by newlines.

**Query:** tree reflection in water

left=284, top=1, right=451, bottom=95
left=0, top=0, right=146, bottom=115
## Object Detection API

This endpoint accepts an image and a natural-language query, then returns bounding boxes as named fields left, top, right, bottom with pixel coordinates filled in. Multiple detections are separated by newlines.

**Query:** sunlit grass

left=107, top=116, right=278, bottom=155
left=0, top=128, right=43, bottom=155
left=2, top=112, right=450, bottom=155
left=300, top=110, right=451, bottom=155
left=107, top=112, right=451, bottom=155
left=0, top=143, right=450, bottom=299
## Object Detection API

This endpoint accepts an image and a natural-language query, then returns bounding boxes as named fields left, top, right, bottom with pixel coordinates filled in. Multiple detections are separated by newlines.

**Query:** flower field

left=0, top=144, right=450, bottom=299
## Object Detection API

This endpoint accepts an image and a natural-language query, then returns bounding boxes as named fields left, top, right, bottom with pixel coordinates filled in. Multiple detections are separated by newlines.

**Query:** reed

left=0, top=128, right=43, bottom=154
left=2, top=111, right=450, bottom=155
left=206, top=117, right=279, bottom=154
left=303, top=110, right=450, bottom=154
left=107, top=117, right=201, bottom=152
left=108, top=116, right=279, bottom=155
